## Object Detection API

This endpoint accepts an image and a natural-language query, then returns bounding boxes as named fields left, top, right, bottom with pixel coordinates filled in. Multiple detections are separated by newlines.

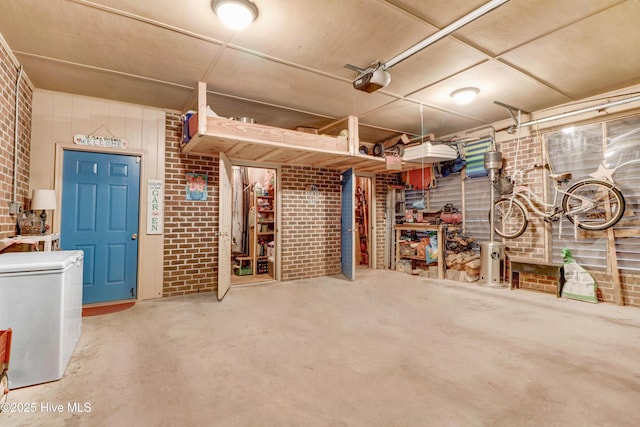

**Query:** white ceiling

left=2, top=0, right=640, bottom=142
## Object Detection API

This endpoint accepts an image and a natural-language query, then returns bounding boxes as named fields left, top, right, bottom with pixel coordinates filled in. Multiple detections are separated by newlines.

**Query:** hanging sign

left=73, top=134, right=129, bottom=149
left=305, top=184, right=319, bottom=205
left=147, top=179, right=163, bottom=234
left=386, top=155, right=402, bottom=170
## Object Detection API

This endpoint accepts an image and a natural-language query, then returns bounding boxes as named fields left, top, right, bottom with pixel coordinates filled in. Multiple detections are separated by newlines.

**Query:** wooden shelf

left=399, top=255, right=436, bottom=261
left=180, top=81, right=427, bottom=174
left=394, top=224, right=448, bottom=279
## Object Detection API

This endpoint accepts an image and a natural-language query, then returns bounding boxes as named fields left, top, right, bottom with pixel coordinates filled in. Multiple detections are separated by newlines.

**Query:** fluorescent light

left=450, top=87, right=480, bottom=105
left=212, top=0, right=258, bottom=30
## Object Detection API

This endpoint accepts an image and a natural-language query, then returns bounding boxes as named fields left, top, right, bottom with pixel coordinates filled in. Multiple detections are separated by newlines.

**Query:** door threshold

left=231, top=280, right=277, bottom=288
left=82, top=300, right=135, bottom=317
left=82, top=298, right=136, bottom=308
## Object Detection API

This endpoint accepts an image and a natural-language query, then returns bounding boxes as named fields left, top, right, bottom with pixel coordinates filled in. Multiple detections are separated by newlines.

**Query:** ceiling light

left=450, top=87, right=480, bottom=105
left=212, top=0, right=258, bottom=30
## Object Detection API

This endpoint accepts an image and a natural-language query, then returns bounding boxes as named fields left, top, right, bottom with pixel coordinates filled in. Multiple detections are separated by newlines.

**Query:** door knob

left=131, top=233, right=138, bottom=240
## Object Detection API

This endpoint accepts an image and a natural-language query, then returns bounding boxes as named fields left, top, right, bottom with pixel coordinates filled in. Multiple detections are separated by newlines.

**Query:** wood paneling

left=31, top=89, right=166, bottom=301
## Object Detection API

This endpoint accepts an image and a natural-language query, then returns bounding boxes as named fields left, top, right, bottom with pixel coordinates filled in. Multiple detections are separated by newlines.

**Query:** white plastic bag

left=560, top=248, right=597, bottom=303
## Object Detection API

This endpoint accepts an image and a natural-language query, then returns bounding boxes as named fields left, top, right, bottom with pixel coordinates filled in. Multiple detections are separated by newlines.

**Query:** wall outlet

left=9, top=202, right=21, bottom=215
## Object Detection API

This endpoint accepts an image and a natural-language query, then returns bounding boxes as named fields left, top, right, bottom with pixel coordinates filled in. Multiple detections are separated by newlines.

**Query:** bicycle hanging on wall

left=492, top=163, right=625, bottom=239
left=488, top=110, right=627, bottom=239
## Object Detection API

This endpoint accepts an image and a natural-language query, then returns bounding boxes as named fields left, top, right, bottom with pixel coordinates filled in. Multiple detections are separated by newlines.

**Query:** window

left=463, top=176, right=491, bottom=244
left=606, top=116, right=640, bottom=272
left=545, top=116, right=640, bottom=273
left=406, top=170, right=491, bottom=244
left=546, top=123, right=606, bottom=269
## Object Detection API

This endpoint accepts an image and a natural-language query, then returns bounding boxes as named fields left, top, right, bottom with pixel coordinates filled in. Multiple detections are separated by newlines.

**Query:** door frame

left=355, top=173, right=376, bottom=269
left=54, top=143, right=146, bottom=301
left=219, top=159, right=282, bottom=289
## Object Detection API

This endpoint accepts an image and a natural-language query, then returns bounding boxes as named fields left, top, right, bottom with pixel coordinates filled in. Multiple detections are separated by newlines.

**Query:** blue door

left=341, top=168, right=355, bottom=280
left=61, top=150, right=140, bottom=304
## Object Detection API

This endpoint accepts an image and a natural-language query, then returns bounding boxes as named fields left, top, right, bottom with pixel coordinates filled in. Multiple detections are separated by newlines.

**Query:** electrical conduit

left=13, top=65, right=24, bottom=205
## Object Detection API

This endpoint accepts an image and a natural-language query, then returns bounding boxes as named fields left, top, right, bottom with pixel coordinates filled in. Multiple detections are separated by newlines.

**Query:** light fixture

left=450, top=87, right=480, bottom=105
left=31, top=189, right=57, bottom=234
left=212, top=0, right=258, bottom=30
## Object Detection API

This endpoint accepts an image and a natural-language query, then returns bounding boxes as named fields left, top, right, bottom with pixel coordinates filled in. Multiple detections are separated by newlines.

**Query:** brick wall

left=499, top=135, right=547, bottom=261
left=519, top=273, right=558, bottom=294
left=162, top=118, right=393, bottom=293
left=0, top=43, right=31, bottom=238
left=163, top=113, right=219, bottom=296
left=498, top=134, right=640, bottom=307
left=280, top=166, right=341, bottom=280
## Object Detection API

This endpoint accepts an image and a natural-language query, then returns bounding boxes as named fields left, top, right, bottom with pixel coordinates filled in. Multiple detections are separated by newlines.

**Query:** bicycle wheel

left=562, top=179, right=625, bottom=231
left=492, top=198, right=528, bottom=239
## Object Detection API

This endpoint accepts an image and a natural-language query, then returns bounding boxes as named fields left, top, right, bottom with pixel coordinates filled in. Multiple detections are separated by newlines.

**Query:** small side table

left=0, top=233, right=60, bottom=252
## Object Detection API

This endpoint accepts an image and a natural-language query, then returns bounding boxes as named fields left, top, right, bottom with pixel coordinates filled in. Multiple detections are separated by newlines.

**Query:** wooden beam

left=608, top=227, right=623, bottom=306
left=225, top=143, right=245, bottom=157
left=255, top=148, right=283, bottom=162
left=282, top=152, right=317, bottom=165
left=313, top=156, right=344, bottom=168
left=579, top=228, right=639, bottom=239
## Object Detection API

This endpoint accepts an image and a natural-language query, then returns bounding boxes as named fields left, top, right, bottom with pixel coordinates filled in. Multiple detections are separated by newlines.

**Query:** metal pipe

left=384, top=0, right=510, bottom=69
left=518, top=94, right=640, bottom=128
left=13, top=65, right=23, bottom=204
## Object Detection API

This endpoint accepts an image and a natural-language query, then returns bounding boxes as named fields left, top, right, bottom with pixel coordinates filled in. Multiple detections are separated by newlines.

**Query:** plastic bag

left=560, top=248, right=597, bottom=303
left=426, top=233, right=438, bottom=264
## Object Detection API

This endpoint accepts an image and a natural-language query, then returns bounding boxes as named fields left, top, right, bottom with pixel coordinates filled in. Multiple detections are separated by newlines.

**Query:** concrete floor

left=3, top=269, right=640, bottom=426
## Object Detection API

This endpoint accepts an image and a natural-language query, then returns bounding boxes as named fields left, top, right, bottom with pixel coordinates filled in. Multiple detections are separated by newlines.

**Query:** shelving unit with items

left=394, top=223, right=449, bottom=279
left=252, top=191, right=276, bottom=278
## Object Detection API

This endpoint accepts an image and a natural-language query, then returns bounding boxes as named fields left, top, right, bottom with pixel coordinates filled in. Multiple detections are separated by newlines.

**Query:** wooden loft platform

left=180, top=82, right=425, bottom=174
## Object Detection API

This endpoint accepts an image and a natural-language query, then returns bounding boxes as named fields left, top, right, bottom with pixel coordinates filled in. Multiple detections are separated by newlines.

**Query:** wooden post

left=348, top=115, right=359, bottom=155
left=197, top=81, right=207, bottom=136
left=607, top=227, right=624, bottom=305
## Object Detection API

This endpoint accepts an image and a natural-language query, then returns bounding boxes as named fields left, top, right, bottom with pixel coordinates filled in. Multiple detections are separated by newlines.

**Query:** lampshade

left=450, top=87, right=480, bottom=105
left=31, top=189, right=57, bottom=211
left=212, top=0, right=258, bottom=30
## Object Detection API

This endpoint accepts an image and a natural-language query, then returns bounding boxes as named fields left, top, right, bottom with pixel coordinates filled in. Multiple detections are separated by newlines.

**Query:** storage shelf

left=395, top=224, right=448, bottom=279
left=180, top=81, right=427, bottom=174
left=399, top=255, right=436, bottom=262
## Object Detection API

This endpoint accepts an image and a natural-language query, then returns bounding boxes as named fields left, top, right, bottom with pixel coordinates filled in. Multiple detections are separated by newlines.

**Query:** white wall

left=31, top=89, right=166, bottom=301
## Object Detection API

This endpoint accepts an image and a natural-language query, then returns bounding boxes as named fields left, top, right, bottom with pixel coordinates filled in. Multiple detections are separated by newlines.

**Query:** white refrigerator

left=0, top=250, right=83, bottom=389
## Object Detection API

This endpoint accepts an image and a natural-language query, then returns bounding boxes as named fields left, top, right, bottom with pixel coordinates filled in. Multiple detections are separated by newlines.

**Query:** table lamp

left=31, top=189, right=57, bottom=234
